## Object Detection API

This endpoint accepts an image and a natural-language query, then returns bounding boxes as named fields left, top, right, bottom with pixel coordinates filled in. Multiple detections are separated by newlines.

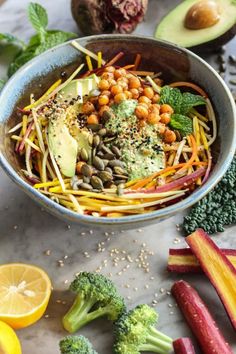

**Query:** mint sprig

left=160, top=86, right=206, bottom=137
left=0, top=2, right=77, bottom=86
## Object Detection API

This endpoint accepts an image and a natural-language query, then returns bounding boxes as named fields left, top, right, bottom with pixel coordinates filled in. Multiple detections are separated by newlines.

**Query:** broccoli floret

left=63, top=272, right=126, bottom=333
left=113, top=304, right=173, bottom=354
left=59, top=335, right=98, bottom=354
left=183, top=156, right=236, bottom=234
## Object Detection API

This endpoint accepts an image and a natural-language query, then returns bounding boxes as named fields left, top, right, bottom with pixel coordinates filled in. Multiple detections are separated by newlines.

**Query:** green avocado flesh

left=105, top=100, right=165, bottom=180
left=48, top=75, right=98, bottom=177
left=155, top=0, right=236, bottom=48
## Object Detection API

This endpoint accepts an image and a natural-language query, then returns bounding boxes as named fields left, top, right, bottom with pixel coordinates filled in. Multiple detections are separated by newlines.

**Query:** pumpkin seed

left=101, top=145, right=113, bottom=155
left=105, top=167, right=113, bottom=174
left=113, top=166, right=127, bottom=175
left=108, top=160, right=125, bottom=168
left=98, top=171, right=113, bottom=182
left=83, top=176, right=91, bottom=184
left=104, top=181, right=116, bottom=189
left=87, top=124, right=102, bottom=132
left=80, top=182, right=93, bottom=191
left=91, top=176, right=103, bottom=190
left=71, top=177, right=83, bottom=190
left=81, top=163, right=93, bottom=177
left=80, top=148, right=89, bottom=162
left=98, top=128, right=107, bottom=137
left=113, top=174, right=128, bottom=180
left=88, top=135, right=93, bottom=146
left=92, top=148, right=97, bottom=158
left=96, top=151, right=104, bottom=158
left=93, top=156, right=105, bottom=170
left=102, top=159, right=109, bottom=167
left=93, top=135, right=100, bottom=147
left=103, top=153, right=115, bottom=160
left=111, top=146, right=121, bottom=158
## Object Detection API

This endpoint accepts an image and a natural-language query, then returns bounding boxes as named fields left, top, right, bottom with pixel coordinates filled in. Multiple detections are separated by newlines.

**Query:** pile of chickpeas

left=81, top=66, right=177, bottom=144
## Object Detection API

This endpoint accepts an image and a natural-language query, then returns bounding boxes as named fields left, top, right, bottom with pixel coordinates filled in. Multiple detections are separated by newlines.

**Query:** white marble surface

left=0, top=1, right=236, bottom=353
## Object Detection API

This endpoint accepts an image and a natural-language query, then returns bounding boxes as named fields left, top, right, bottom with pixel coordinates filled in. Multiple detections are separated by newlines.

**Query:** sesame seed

left=44, top=250, right=51, bottom=256
left=44, top=314, right=49, bottom=318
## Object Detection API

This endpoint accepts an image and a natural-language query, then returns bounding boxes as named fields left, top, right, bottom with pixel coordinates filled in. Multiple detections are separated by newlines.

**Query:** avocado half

left=155, top=0, right=236, bottom=52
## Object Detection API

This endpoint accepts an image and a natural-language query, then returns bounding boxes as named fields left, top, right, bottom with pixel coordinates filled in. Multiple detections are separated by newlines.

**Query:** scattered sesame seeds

left=67, top=225, right=71, bottom=230
left=13, top=225, right=18, bottom=230
left=44, top=250, right=51, bottom=256
left=44, top=314, right=49, bottom=318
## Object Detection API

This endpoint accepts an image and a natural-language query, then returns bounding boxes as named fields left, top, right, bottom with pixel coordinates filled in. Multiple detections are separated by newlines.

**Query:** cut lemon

left=0, top=320, right=21, bottom=354
left=0, top=263, right=51, bottom=329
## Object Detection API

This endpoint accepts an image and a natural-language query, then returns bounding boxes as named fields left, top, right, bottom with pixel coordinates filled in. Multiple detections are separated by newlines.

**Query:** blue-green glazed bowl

left=0, top=35, right=235, bottom=229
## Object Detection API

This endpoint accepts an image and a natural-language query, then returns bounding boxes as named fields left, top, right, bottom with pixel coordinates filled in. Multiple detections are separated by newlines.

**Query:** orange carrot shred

left=169, top=82, right=208, bottom=98
left=133, top=53, right=141, bottom=70
left=105, top=52, right=124, bottom=66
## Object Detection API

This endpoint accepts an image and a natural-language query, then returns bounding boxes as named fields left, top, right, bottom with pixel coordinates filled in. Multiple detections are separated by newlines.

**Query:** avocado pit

left=184, top=0, right=221, bottom=30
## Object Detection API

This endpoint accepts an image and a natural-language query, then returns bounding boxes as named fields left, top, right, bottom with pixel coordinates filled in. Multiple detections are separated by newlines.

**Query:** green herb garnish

left=160, top=86, right=206, bottom=137
left=0, top=2, right=77, bottom=85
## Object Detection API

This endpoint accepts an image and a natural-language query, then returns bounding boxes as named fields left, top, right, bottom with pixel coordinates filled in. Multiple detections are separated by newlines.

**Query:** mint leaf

left=0, top=33, right=25, bottom=48
left=170, top=114, right=193, bottom=137
left=0, top=79, right=6, bottom=90
left=35, top=31, right=77, bottom=55
left=28, top=3, right=48, bottom=33
left=160, top=86, right=206, bottom=115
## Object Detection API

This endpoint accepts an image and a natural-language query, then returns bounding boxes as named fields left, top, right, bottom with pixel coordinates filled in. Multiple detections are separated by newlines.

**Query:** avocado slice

left=48, top=74, right=99, bottom=177
left=155, top=0, right=236, bottom=51
left=48, top=111, right=78, bottom=177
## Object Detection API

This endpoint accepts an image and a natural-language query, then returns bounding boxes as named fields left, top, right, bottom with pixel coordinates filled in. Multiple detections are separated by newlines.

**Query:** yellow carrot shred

left=86, top=55, right=93, bottom=71
left=97, top=51, right=102, bottom=68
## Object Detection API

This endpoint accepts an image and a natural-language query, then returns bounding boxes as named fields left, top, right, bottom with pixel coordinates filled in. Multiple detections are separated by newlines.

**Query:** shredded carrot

left=130, top=70, right=155, bottom=76
left=105, top=52, right=124, bottom=66
left=169, top=81, right=208, bottom=98
left=133, top=54, right=141, bottom=70
left=200, top=125, right=209, bottom=151
left=178, top=135, right=197, bottom=174
left=86, top=55, right=93, bottom=71
left=18, top=121, right=34, bottom=152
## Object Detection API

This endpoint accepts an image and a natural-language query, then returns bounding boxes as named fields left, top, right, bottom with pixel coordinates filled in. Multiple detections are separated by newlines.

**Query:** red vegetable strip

left=168, top=248, right=236, bottom=273
left=186, top=229, right=236, bottom=330
left=129, top=70, right=155, bottom=76
left=172, top=280, right=233, bottom=354
left=133, top=53, right=141, bottom=70
left=18, top=121, right=34, bottom=153
left=169, top=81, right=208, bottom=98
left=202, top=150, right=212, bottom=184
left=17, top=107, right=31, bottom=115
left=122, top=64, right=135, bottom=70
left=105, top=51, right=124, bottom=66
left=173, top=338, right=196, bottom=354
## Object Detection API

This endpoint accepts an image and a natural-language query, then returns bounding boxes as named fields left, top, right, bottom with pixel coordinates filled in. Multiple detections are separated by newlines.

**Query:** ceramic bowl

left=0, top=35, right=235, bottom=229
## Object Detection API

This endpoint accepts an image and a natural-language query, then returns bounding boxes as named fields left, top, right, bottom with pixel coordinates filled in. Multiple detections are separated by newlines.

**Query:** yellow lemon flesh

left=0, top=263, right=51, bottom=329
left=0, top=320, right=21, bottom=354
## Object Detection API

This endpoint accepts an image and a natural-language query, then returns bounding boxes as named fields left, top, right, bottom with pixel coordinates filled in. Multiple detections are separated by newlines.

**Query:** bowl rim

left=0, top=34, right=236, bottom=225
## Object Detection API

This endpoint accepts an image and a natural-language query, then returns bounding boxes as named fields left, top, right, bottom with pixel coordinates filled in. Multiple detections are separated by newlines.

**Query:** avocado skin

left=189, top=24, right=236, bottom=53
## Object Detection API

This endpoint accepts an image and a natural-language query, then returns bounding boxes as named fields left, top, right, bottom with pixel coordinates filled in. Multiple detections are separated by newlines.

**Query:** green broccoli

left=113, top=304, right=173, bottom=354
left=59, top=335, right=98, bottom=354
left=183, top=156, right=236, bottom=234
left=63, top=272, right=126, bottom=333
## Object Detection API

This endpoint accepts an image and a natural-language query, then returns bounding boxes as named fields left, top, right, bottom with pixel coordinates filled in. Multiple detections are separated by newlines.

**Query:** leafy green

left=0, top=79, right=6, bottom=90
left=160, top=86, right=206, bottom=115
left=169, top=114, right=193, bottom=137
left=28, top=3, right=48, bottom=34
left=1, top=2, right=77, bottom=79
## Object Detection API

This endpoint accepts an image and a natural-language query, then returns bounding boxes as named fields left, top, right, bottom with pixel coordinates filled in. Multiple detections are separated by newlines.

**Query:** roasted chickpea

left=135, top=105, right=149, bottom=120
left=160, top=104, right=174, bottom=114
left=98, top=79, right=110, bottom=91
left=164, top=129, right=177, bottom=143
left=149, top=104, right=160, bottom=114
left=117, top=80, right=128, bottom=90
left=154, top=78, right=163, bottom=86
left=143, top=87, right=154, bottom=99
left=98, top=105, right=110, bottom=116
left=109, top=79, right=117, bottom=86
left=102, top=90, right=111, bottom=97
left=87, top=114, right=99, bottom=125
left=152, top=93, right=160, bottom=103
left=98, top=95, right=109, bottom=106
left=109, top=98, right=115, bottom=106
left=157, top=123, right=166, bottom=135
left=124, top=90, right=132, bottom=99
left=117, top=76, right=129, bottom=84
left=160, top=113, right=171, bottom=124
left=114, top=68, right=126, bottom=79
left=114, top=93, right=126, bottom=104
left=82, top=101, right=95, bottom=115
left=101, top=72, right=114, bottom=81
left=130, top=88, right=139, bottom=99
left=138, top=95, right=151, bottom=105
left=110, top=85, right=123, bottom=96
left=76, top=161, right=85, bottom=174
left=129, top=76, right=141, bottom=89
left=147, top=113, right=160, bottom=125
left=104, top=66, right=115, bottom=73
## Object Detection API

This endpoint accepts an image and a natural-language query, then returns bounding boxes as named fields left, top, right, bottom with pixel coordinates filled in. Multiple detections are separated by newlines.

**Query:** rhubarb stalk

left=168, top=248, right=236, bottom=273
left=173, top=337, right=196, bottom=354
left=172, top=280, right=233, bottom=354
left=186, top=229, right=236, bottom=330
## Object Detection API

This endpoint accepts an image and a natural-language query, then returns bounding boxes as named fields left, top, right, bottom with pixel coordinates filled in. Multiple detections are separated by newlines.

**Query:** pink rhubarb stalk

left=173, top=338, right=196, bottom=354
